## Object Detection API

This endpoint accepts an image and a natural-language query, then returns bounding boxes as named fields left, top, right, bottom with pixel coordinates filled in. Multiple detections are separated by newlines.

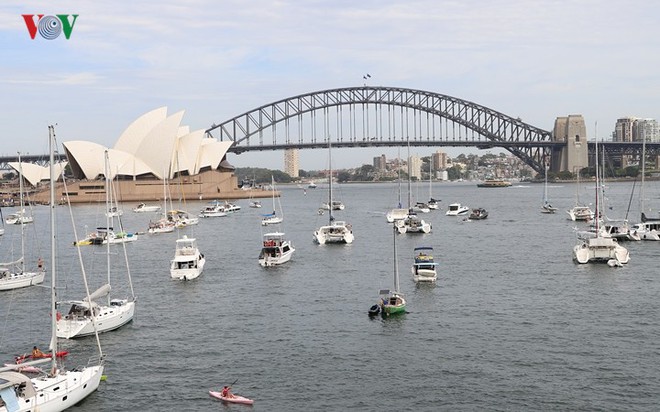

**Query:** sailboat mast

left=407, top=139, right=412, bottom=209
left=104, top=151, right=112, bottom=305
left=18, top=152, right=25, bottom=273
left=641, top=133, right=646, bottom=217
left=594, top=127, right=600, bottom=233
left=393, top=223, right=399, bottom=292
left=48, top=126, right=58, bottom=372
left=328, top=138, right=333, bottom=224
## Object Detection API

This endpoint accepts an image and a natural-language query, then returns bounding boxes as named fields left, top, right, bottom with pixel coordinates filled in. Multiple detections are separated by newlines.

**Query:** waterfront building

left=284, top=148, right=299, bottom=178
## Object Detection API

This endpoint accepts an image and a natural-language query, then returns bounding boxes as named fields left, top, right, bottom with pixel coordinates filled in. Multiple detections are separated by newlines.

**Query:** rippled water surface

left=1, top=180, right=659, bottom=411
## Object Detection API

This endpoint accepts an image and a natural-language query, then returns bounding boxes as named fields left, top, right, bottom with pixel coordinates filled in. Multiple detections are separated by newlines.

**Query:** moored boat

left=477, top=179, right=512, bottom=188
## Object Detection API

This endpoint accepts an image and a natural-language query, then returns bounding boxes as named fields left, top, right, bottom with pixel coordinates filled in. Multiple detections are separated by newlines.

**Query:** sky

left=2, top=1, right=659, bottom=170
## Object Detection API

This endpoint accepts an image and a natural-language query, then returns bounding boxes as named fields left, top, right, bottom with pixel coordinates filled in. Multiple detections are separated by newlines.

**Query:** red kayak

left=209, top=390, right=254, bottom=405
left=15, top=350, right=69, bottom=363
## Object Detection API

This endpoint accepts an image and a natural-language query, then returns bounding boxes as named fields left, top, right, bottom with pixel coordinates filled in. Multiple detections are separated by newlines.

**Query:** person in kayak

left=31, top=346, right=45, bottom=358
left=221, top=386, right=234, bottom=399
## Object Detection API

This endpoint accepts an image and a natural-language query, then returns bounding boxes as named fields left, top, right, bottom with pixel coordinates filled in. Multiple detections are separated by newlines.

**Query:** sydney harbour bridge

left=2, top=86, right=658, bottom=174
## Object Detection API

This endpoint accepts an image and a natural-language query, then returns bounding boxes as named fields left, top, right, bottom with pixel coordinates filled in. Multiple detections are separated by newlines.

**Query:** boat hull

left=56, top=300, right=136, bottom=339
left=0, top=270, right=45, bottom=291
left=209, top=390, right=254, bottom=405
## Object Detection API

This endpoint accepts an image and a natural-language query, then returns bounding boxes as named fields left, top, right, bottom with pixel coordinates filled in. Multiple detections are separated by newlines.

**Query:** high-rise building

left=284, top=148, right=299, bottom=178
left=432, top=150, right=448, bottom=170
left=409, top=155, right=422, bottom=180
left=614, top=117, right=636, bottom=142
left=634, top=118, right=659, bottom=142
left=373, top=154, right=387, bottom=171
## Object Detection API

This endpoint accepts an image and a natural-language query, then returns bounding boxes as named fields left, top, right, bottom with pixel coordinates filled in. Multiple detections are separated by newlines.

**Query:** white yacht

left=170, top=235, right=206, bottom=280
left=567, top=205, right=594, bottom=221
left=411, top=247, right=438, bottom=282
left=446, top=203, right=469, bottom=216
left=133, top=202, right=162, bottom=213
left=258, top=232, right=295, bottom=267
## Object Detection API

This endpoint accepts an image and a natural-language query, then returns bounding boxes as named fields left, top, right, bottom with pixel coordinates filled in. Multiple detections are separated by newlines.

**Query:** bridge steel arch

left=206, top=86, right=556, bottom=174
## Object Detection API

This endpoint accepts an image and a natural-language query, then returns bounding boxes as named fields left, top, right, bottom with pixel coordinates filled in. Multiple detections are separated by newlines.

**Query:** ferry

left=476, top=179, right=512, bottom=188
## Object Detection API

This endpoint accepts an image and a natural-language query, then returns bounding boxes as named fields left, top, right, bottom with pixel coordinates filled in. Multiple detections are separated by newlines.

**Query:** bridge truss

left=206, top=86, right=556, bottom=174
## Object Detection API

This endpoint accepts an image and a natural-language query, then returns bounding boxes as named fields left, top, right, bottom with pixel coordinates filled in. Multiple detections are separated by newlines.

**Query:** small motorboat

left=209, top=390, right=254, bottom=405
left=468, top=208, right=488, bottom=220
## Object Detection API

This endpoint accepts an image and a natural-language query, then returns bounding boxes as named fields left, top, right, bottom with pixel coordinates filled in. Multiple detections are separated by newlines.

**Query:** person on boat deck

left=37, top=257, right=44, bottom=271
left=32, top=346, right=45, bottom=358
left=221, top=386, right=234, bottom=398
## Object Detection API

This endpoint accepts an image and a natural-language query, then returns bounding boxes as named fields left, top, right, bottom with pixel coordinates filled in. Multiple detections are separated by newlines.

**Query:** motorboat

left=468, top=208, right=488, bottom=220
left=308, top=181, right=317, bottom=189
left=446, top=203, right=469, bottom=216
left=411, top=246, right=438, bottom=282
left=133, top=202, right=162, bottom=213
left=258, top=232, right=295, bottom=267
left=168, top=209, right=199, bottom=228
left=249, top=200, right=262, bottom=208
left=630, top=221, right=660, bottom=241
left=199, top=201, right=228, bottom=218
left=4, top=209, right=33, bottom=225
left=427, top=198, right=440, bottom=210
left=170, top=235, right=206, bottom=280
left=223, top=201, right=241, bottom=213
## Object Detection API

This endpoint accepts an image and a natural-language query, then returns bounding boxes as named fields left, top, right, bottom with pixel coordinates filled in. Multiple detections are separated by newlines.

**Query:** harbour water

left=1, top=180, right=659, bottom=411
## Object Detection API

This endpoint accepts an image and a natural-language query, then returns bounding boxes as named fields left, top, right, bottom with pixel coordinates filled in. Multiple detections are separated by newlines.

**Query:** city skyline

left=2, top=1, right=660, bottom=170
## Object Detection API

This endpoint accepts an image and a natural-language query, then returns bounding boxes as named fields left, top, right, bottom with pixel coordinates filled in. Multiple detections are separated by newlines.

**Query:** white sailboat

left=313, top=139, right=354, bottom=244
left=395, top=144, right=431, bottom=234
left=0, top=154, right=45, bottom=291
left=541, top=156, right=558, bottom=214
left=567, top=169, right=593, bottom=221
left=148, top=178, right=176, bottom=233
left=261, top=176, right=284, bottom=226
left=0, top=125, right=105, bottom=410
left=427, top=156, right=439, bottom=210
left=573, top=133, right=629, bottom=265
left=56, top=150, right=136, bottom=339
left=631, top=133, right=660, bottom=240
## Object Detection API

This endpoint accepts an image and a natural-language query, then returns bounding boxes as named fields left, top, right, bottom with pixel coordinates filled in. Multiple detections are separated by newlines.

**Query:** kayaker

left=221, top=386, right=234, bottom=398
left=32, top=346, right=45, bottom=358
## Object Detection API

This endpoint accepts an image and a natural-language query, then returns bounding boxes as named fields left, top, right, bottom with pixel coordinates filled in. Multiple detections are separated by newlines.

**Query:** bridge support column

left=553, top=115, right=588, bottom=174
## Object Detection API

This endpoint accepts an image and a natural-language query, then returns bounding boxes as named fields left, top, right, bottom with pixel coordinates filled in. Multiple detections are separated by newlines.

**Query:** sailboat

left=567, top=168, right=593, bottom=221
left=56, top=150, right=137, bottom=339
left=427, top=156, right=439, bottom=210
left=4, top=156, right=34, bottom=226
left=313, top=139, right=354, bottom=244
left=0, top=125, right=105, bottom=410
left=573, top=133, right=629, bottom=265
left=395, top=143, right=432, bottom=234
left=369, top=224, right=406, bottom=316
left=541, top=156, right=558, bottom=214
left=261, top=176, right=284, bottom=226
left=631, top=134, right=660, bottom=240
left=148, top=177, right=176, bottom=233
left=0, top=155, right=45, bottom=291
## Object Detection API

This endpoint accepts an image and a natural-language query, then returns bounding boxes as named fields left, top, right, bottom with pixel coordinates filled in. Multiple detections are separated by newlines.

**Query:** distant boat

left=133, top=202, right=162, bottom=213
left=468, top=208, right=488, bottom=220
left=477, top=179, right=512, bottom=188
left=308, top=181, right=317, bottom=189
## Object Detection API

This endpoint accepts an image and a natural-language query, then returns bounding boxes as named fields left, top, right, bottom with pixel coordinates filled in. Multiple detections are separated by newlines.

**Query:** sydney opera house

left=13, top=107, right=268, bottom=204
